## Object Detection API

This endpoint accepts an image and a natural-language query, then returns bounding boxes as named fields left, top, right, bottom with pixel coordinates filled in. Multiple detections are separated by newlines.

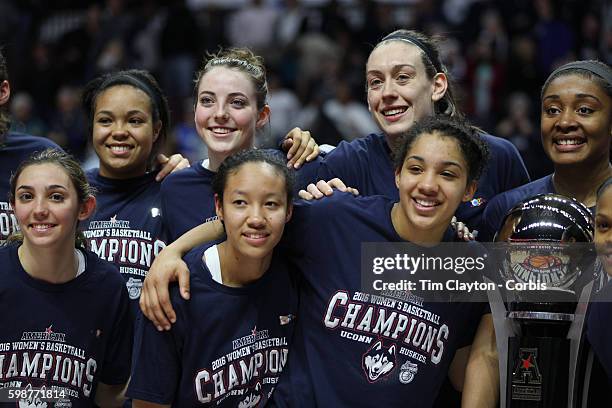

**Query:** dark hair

left=212, top=149, right=295, bottom=205
left=372, top=30, right=462, bottom=118
left=393, top=116, right=489, bottom=184
left=541, top=60, right=612, bottom=100
left=8, top=148, right=94, bottom=247
left=194, top=48, right=268, bottom=111
left=0, top=48, right=10, bottom=143
left=597, top=177, right=612, bottom=200
left=82, top=69, right=170, bottom=170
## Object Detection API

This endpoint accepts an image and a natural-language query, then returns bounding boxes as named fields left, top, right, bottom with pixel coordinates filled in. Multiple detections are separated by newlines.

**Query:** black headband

left=379, top=33, right=443, bottom=73
left=548, top=61, right=612, bottom=87
left=99, top=74, right=163, bottom=121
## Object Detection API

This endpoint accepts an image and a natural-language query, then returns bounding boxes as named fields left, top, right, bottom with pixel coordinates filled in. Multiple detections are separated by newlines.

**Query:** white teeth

left=383, top=108, right=407, bottom=116
left=32, top=224, right=53, bottom=230
left=110, top=145, right=131, bottom=152
left=211, top=127, right=232, bottom=134
left=245, top=233, right=266, bottom=239
left=557, top=139, right=582, bottom=145
left=415, top=199, right=438, bottom=207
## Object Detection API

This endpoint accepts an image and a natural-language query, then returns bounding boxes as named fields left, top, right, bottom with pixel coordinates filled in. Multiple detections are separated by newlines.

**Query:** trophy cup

left=486, top=194, right=597, bottom=408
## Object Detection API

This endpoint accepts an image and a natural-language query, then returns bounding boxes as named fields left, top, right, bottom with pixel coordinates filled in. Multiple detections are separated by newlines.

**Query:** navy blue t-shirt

left=0, top=244, right=133, bottom=406
left=127, top=242, right=298, bottom=406
left=315, top=132, right=530, bottom=233
left=587, top=282, right=612, bottom=385
left=161, top=160, right=216, bottom=242
left=161, top=152, right=321, bottom=242
left=479, top=175, right=555, bottom=241
left=273, top=193, right=486, bottom=407
left=0, top=133, right=60, bottom=242
left=84, top=170, right=168, bottom=313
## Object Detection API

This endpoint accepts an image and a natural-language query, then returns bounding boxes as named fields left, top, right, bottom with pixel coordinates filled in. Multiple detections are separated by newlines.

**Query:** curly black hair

left=393, top=116, right=489, bottom=184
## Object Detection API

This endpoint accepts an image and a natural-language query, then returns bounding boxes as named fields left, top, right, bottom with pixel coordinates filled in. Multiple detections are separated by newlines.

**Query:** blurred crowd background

left=1, top=0, right=610, bottom=179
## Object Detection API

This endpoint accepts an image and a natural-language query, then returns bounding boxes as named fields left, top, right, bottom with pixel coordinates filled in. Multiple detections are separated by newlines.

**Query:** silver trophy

left=487, top=194, right=597, bottom=408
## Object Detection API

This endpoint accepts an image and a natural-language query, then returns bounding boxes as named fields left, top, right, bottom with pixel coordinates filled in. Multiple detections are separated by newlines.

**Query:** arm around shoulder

left=140, top=219, right=225, bottom=329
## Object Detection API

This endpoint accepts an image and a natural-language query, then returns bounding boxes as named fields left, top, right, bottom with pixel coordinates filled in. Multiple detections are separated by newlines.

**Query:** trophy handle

left=485, top=277, right=521, bottom=408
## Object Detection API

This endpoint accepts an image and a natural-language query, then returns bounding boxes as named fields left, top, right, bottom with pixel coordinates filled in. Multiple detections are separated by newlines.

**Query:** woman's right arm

left=140, top=219, right=225, bottom=330
left=94, top=382, right=129, bottom=408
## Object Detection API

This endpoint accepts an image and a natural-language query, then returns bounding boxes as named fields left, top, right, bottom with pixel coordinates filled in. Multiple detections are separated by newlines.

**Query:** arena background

left=0, top=0, right=609, bottom=176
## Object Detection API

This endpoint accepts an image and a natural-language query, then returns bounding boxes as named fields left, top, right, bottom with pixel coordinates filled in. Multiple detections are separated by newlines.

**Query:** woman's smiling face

left=540, top=74, right=612, bottom=167
left=194, top=67, right=267, bottom=160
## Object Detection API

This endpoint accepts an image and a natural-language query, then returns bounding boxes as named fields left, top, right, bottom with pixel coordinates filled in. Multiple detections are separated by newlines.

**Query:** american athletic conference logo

left=398, top=360, right=418, bottom=384
left=126, top=277, right=143, bottom=300
left=511, top=347, right=543, bottom=401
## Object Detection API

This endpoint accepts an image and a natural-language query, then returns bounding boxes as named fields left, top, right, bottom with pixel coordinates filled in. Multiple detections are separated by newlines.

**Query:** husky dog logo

left=398, top=360, right=419, bottom=384
left=238, top=382, right=262, bottom=408
left=362, top=341, right=396, bottom=382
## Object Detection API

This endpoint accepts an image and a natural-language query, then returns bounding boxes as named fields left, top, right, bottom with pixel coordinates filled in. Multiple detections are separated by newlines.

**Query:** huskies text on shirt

left=161, top=151, right=321, bottom=242
left=127, top=243, right=298, bottom=406
left=273, top=193, right=486, bottom=407
left=84, top=170, right=168, bottom=313
left=0, top=133, right=60, bottom=242
left=315, top=132, right=529, bottom=233
left=0, top=244, right=132, bottom=407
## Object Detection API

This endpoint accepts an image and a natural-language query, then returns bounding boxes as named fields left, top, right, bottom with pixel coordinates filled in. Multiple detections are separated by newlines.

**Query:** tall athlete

left=295, top=29, right=529, bottom=234
left=480, top=60, right=612, bottom=240
left=0, top=49, right=59, bottom=242
left=0, top=149, right=132, bottom=407
left=139, top=116, right=495, bottom=406
left=81, top=70, right=176, bottom=313
left=161, top=47, right=320, bottom=242
left=128, top=150, right=298, bottom=407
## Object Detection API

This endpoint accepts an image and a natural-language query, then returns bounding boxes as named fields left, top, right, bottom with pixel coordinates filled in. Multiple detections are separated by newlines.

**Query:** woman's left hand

left=282, top=127, right=320, bottom=169
left=155, top=153, right=190, bottom=181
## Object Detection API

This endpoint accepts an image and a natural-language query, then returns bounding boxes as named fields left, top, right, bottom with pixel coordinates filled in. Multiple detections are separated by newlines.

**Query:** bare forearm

left=94, top=382, right=128, bottom=408
left=461, top=314, right=499, bottom=408
left=169, top=219, right=225, bottom=255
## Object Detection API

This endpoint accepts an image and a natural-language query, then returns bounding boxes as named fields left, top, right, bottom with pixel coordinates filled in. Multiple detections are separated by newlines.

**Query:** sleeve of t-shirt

left=279, top=200, right=315, bottom=258
left=293, top=156, right=324, bottom=190
left=315, top=141, right=360, bottom=188
left=160, top=180, right=175, bottom=243
left=457, top=242, right=492, bottom=347
left=492, top=136, right=530, bottom=191
left=127, top=297, right=185, bottom=404
left=479, top=194, right=510, bottom=242
left=457, top=304, right=490, bottom=349
left=99, top=284, right=134, bottom=385
left=160, top=175, right=189, bottom=244
left=280, top=192, right=354, bottom=258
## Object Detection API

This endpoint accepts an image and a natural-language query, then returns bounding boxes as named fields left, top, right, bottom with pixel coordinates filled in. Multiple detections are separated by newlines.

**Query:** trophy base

left=507, top=336, right=569, bottom=407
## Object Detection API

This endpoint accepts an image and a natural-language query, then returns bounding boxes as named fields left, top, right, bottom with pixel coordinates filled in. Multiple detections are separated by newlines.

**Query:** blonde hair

left=194, top=47, right=268, bottom=111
